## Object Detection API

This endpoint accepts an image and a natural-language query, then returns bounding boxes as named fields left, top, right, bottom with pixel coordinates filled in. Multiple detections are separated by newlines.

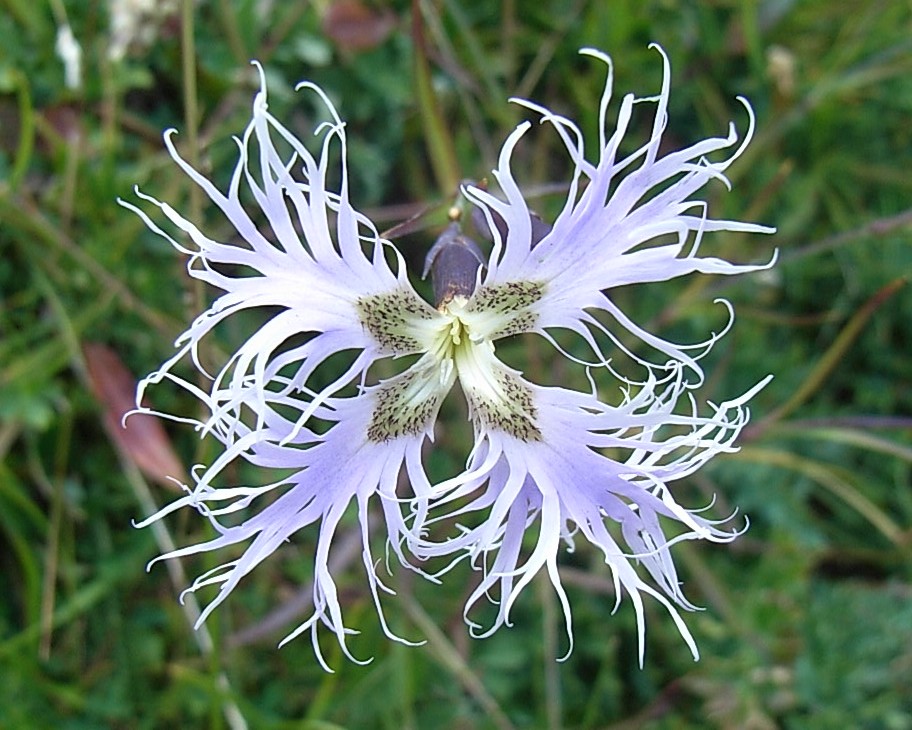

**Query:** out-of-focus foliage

left=1, top=1, right=910, bottom=728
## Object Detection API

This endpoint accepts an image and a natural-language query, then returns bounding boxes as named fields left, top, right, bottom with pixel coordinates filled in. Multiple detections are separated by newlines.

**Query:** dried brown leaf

left=322, top=0, right=396, bottom=53
left=83, top=342, right=186, bottom=491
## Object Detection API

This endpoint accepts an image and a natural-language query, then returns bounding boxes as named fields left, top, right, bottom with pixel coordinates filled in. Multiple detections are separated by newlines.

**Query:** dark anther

left=423, top=222, right=485, bottom=308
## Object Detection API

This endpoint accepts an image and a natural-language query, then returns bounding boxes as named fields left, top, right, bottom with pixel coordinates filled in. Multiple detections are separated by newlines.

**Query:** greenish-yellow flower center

left=360, top=284, right=544, bottom=443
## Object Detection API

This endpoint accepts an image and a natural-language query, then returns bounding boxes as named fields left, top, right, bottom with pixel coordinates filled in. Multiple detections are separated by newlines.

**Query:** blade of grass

left=4, top=69, right=35, bottom=191
left=759, top=276, right=908, bottom=428
left=537, top=572, right=562, bottom=730
left=770, top=425, right=912, bottom=463
left=0, top=193, right=181, bottom=337
left=217, top=0, right=249, bottom=67
left=781, top=208, right=912, bottom=265
left=439, top=0, right=506, bottom=112
left=411, top=0, right=460, bottom=195
left=38, top=403, right=72, bottom=660
left=399, top=592, right=516, bottom=730
left=181, top=0, right=205, bottom=322
left=419, top=0, right=499, bottom=164
left=513, top=0, right=586, bottom=100
left=737, top=447, right=907, bottom=548
left=0, top=462, right=44, bottom=627
left=0, top=542, right=143, bottom=658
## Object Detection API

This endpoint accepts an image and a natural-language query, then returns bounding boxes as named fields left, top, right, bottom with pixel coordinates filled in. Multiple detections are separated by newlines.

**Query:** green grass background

left=1, top=1, right=911, bottom=728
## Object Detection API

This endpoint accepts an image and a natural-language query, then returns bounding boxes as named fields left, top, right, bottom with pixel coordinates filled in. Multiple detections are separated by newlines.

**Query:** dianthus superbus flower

left=126, top=45, right=773, bottom=669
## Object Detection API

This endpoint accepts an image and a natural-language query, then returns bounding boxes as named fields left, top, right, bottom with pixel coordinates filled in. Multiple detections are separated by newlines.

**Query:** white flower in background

left=55, top=22, right=82, bottom=90
left=108, top=0, right=180, bottom=61
left=125, top=45, right=773, bottom=669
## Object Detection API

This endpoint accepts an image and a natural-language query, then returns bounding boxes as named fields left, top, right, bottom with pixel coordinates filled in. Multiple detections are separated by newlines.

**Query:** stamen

left=449, top=317, right=463, bottom=345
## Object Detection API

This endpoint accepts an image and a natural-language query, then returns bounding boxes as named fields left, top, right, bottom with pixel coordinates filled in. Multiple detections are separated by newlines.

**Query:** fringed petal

left=464, top=45, right=775, bottom=379
left=137, top=388, right=433, bottom=670
left=123, top=62, right=431, bottom=442
left=414, top=367, right=770, bottom=664
left=128, top=68, right=442, bottom=666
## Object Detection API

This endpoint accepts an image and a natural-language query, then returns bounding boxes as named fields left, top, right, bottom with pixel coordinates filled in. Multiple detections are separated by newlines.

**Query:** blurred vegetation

left=1, top=0, right=911, bottom=728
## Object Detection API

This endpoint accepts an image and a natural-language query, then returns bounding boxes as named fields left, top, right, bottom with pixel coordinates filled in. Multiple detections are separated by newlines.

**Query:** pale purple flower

left=125, top=45, right=773, bottom=669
